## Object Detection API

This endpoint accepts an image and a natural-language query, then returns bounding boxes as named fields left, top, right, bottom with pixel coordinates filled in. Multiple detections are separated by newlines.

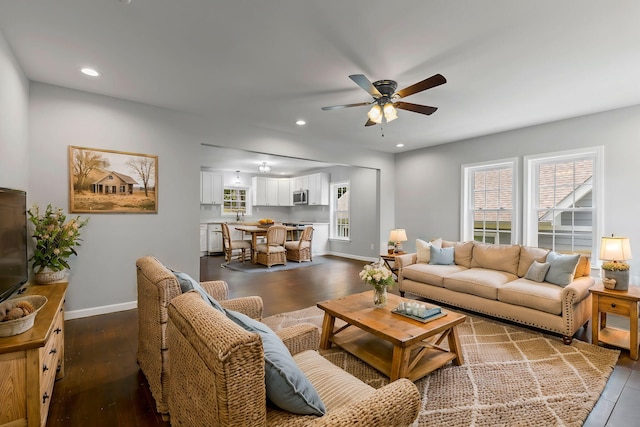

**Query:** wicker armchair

left=167, top=291, right=420, bottom=427
left=285, top=225, right=313, bottom=262
left=221, top=222, right=252, bottom=264
left=136, top=255, right=263, bottom=420
left=255, top=224, right=287, bottom=267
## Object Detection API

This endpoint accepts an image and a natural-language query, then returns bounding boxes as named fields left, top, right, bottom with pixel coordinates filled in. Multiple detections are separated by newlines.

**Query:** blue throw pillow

left=544, top=252, right=580, bottom=287
left=225, top=309, right=326, bottom=416
left=429, top=246, right=455, bottom=265
left=172, top=270, right=225, bottom=312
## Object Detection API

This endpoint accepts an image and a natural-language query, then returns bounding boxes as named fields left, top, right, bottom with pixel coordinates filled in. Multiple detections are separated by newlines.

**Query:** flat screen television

left=0, top=187, right=28, bottom=302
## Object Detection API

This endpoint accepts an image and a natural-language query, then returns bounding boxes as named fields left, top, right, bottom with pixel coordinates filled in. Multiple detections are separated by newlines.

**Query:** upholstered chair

left=285, top=225, right=313, bottom=262
left=221, top=222, right=252, bottom=264
left=254, top=224, right=287, bottom=267
left=135, top=255, right=263, bottom=420
left=166, top=291, right=421, bottom=426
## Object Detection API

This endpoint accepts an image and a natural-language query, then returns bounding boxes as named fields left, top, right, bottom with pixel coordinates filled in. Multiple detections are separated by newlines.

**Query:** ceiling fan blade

left=364, top=119, right=377, bottom=127
left=349, top=74, right=382, bottom=98
left=394, top=74, right=446, bottom=99
left=321, top=101, right=373, bottom=111
left=395, top=102, right=438, bottom=115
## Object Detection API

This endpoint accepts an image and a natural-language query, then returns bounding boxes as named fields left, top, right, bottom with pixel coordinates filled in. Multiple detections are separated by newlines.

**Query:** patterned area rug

left=222, top=256, right=325, bottom=272
left=262, top=306, right=619, bottom=427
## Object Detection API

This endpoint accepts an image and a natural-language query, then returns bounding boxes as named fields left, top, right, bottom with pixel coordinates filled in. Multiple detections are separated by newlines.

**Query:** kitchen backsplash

left=200, top=204, right=329, bottom=223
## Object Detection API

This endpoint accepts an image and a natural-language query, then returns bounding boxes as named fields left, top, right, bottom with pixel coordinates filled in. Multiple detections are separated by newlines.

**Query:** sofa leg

left=399, top=291, right=405, bottom=297
left=563, top=336, right=573, bottom=345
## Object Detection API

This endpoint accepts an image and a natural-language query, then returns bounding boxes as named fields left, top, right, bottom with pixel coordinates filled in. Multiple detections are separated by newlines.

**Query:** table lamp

left=599, top=235, right=632, bottom=290
left=389, top=229, right=408, bottom=253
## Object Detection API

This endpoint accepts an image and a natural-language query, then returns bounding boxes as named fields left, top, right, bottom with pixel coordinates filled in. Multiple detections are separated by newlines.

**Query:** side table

left=380, top=252, right=405, bottom=281
left=590, top=282, right=640, bottom=360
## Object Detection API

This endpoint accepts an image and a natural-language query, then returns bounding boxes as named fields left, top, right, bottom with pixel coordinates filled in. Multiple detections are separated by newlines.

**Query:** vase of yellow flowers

left=28, top=204, right=89, bottom=284
left=359, top=261, right=394, bottom=307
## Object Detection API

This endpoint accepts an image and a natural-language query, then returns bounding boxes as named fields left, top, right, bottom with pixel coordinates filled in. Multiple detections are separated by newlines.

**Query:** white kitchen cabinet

left=207, top=223, right=223, bottom=253
left=307, top=172, right=330, bottom=205
left=311, top=223, right=329, bottom=255
left=292, top=175, right=309, bottom=192
left=278, top=178, right=291, bottom=206
left=200, top=224, right=208, bottom=254
left=200, top=171, right=222, bottom=204
left=252, top=176, right=291, bottom=206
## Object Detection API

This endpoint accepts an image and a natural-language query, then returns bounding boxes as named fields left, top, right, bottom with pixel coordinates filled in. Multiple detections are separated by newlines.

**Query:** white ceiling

left=2, top=1, right=639, bottom=171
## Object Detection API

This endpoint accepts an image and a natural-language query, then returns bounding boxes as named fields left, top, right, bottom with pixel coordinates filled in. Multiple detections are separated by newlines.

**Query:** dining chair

left=221, top=222, right=252, bottom=265
left=285, top=225, right=313, bottom=262
left=254, top=224, right=287, bottom=267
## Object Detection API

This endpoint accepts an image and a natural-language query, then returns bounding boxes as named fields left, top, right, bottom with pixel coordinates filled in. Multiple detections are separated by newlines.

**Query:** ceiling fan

left=321, top=73, right=446, bottom=126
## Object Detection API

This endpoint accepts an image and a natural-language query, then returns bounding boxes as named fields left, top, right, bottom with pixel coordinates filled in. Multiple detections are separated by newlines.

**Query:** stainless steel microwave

left=293, top=190, right=308, bottom=205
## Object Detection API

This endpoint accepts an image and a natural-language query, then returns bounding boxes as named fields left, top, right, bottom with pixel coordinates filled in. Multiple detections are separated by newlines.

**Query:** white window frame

left=523, top=146, right=604, bottom=259
left=461, top=158, right=519, bottom=244
left=330, top=180, right=350, bottom=241
left=222, top=186, right=252, bottom=217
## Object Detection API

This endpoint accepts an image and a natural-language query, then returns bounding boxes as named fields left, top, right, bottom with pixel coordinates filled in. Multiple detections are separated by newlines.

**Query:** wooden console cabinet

left=0, top=282, right=67, bottom=427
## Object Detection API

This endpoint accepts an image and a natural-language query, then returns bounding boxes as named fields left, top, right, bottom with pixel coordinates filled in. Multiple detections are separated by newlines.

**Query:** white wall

left=395, top=105, right=640, bottom=282
left=0, top=31, right=29, bottom=190
left=29, top=83, right=203, bottom=315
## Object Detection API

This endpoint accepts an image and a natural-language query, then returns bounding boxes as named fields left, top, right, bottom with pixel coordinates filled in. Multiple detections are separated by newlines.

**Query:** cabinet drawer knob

left=42, top=392, right=49, bottom=404
left=611, top=303, right=617, bottom=308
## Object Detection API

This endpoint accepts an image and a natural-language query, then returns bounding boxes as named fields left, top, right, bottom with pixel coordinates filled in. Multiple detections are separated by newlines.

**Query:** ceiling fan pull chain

left=380, top=123, right=384, bottom=138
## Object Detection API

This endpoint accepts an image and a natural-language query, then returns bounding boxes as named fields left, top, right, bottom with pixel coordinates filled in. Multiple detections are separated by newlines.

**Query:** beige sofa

left=167, top=291, right=421, bottom=426
left=397, top=241, right=594, bottom=344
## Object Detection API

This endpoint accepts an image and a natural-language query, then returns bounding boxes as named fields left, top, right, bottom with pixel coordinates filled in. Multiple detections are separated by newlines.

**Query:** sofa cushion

left=545, top=252, right=581, bottom=287
left=416, top=238, right=442, bottom=263
left=429, top=246, right=455, bottom=265
left=517, top=246, right=550, bottom=277
left=470, top=243, right=521, bottom=276
left=442, top=240, right=474, bottom=268
left=524, top=261, right=550, bottom=283
left=498, top=278, right=563, bottom=315
left=172, top=271, right=225, bottom=312
left=402, top=263, right=468, bottom=287
left=575, top=255, right=591, bottom=278
left=443, top=268, right=517, bottom=300
left=293, top=350, right=375, bottom=411
left=225, top=309, right=326, bottom=416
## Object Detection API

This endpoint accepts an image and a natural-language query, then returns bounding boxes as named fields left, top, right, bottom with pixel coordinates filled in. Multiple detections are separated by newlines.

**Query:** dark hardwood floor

left=46, top=254, right=639, bottom=426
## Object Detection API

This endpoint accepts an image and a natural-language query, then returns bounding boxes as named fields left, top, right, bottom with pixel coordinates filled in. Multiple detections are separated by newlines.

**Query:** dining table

left=234, top=225, right=297, bottom=263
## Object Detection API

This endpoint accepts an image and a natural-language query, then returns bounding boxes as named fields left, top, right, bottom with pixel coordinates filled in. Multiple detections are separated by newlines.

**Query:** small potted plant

left=601, top=261, right=630, bottom=290
left=28, top=204, right=89, bottom=284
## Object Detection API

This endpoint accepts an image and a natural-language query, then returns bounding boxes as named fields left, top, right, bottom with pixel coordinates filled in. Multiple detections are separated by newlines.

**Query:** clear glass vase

left=372, top=285, right=388, bottom=307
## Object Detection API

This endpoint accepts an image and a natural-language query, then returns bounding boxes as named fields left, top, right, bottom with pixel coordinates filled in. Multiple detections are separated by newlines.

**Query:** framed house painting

left=68, top=146, right=158, bottom=213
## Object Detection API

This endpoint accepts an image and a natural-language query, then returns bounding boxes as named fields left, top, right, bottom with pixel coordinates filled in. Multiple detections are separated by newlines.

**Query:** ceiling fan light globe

left=383, top=103, right=398, bottom=122
left=367, top=105, right=383, bottom=123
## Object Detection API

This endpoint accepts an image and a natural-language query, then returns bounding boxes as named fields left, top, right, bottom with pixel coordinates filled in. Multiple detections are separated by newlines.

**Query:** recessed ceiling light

left=80, top=67, right=101, bottom=77
left=396, top=143, right=404, bottom=148
left=296, top=120, right=306, bottom=126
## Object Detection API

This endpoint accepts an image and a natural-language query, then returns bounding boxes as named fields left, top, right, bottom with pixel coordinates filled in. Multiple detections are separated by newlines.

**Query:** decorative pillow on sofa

left=545, top=252, right=581, bottom=287
left=524, top=261, right=551, bottom=283
left=429, top=246, right=455, bottom=265
left=172, top=270, right=225, bottom=312
left=225, top=309, right=326, bottom=416
left=416, top=238, right=442, bottom=263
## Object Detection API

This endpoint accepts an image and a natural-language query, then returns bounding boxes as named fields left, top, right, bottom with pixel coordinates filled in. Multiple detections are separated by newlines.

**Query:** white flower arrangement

left=359, top=261, right=394, bottom=289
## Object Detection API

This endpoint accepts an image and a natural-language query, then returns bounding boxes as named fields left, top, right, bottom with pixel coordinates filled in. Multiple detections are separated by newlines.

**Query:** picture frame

left=68, top=146, right=158, bottom=214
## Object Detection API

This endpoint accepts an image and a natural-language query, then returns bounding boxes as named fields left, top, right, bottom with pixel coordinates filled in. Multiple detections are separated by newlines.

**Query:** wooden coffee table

left=317, top=291, right=466, bottom=382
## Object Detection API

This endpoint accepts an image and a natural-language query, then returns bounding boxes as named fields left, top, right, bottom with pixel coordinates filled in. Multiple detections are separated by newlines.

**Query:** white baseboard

left=324, top=251, right=377, bottom=263
left=65, top=300, right=137, bottom=320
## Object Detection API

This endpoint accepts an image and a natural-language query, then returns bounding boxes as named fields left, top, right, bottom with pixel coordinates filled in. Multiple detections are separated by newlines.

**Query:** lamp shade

left=599, top=236, right=632, bottom=261
left=389, top=229, right=408, bottom=243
